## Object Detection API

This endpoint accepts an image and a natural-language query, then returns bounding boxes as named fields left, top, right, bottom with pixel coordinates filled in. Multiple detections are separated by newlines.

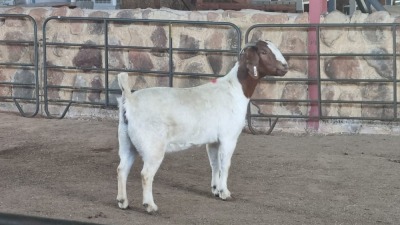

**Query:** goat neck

left=236, top=64, right=258, bottom=98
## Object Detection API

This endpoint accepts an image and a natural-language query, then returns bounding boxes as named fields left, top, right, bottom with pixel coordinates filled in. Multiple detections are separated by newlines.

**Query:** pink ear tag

left=211, top=78, right=217, bottom=83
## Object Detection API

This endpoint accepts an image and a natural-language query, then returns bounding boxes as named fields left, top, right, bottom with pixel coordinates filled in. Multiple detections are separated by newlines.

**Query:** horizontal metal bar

left=283, top=53, right=400, bottom=57
left=46, top=85, right=106, bottom=91
left=47, top=99, right=113, bottom=106
left=0, top=40, right=35, bottom=45
left=320, top=116, right=397, bottom=121
left=44, top=42, right=238, bottom=53
left=321, top=100, right=395, bottom=104
left=319, top=78, right=396, bottom=82
left=319, top=53, right=399, bottom=57
left=0, top=82, right=35, bottom=86
left=251, top=99, right=316, bottom=103
left=251, top=98, right=397, bottom=105
left=45, top=65, right=171, bottom=74
left=247, top=23, right=399, bottom=29
left=259, top=77, right=397, bottom=83
left=250, top=114, right=398, bottom=121
left=173, top=72, right=224, bottom=77
left=0, top=62, right=35, bottom=67
left=44, top=66, right=226, bottom=78
left=250, top=114, right=317, bottom=119
left=0, top=96, right=36, bottom=101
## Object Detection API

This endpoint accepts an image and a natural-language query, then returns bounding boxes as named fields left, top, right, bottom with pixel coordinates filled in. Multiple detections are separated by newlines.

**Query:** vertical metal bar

left=168, top=23, right=173, bottom=87
left=43, top=18, right=50, bottom=117
left=316, top=24, right=322, bottom=120
left=236, top=25, right=242, bottom=57
left=104, top=19, right=109, bottom=106
left=246, top=103, right=256, bottom=134
left=392, top=24, right=398, bottom=119
left=33, top=15, right=40, bottom=117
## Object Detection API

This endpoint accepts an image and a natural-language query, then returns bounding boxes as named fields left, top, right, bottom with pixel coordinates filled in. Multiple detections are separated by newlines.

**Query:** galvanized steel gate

left=245, top=23, right=400, bottom=133
left=42, top=17, right=241, bottom=118
left=0, top=14, right=40, bottom=117
left=0, top=14, right=399, bottom=134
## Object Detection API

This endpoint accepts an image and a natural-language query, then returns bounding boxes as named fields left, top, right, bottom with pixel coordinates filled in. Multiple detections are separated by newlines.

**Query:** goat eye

left=261, top=51, right=267, bottom=55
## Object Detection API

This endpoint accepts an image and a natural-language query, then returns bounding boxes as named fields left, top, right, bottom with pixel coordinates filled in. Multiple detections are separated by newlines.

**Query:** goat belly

left=166, top=142, right=200, bottom=152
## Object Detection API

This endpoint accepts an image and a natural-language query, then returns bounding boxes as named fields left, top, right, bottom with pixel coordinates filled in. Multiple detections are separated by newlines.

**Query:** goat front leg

left=217, top=140, right=237, bottom=200
left=206, top=143, right=220, bottom=197
left=141, top=149, right=165, bottom=213
left=116, top=126, right=136, bottom=209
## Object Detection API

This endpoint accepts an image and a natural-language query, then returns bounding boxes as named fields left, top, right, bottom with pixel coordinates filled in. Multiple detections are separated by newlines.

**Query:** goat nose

left=283, top=64, right=289, bottom=70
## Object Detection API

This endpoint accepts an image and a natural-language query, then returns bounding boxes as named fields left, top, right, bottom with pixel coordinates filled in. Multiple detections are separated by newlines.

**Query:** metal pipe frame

left=245, top=23, right=399, bottom=134
left=42, top=17, right=241, bottom=119
left=0, top=14, right=40, bottom=117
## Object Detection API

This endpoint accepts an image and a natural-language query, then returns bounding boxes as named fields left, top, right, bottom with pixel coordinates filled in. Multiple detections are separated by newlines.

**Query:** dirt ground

left=0, top=112, right=399, bottom=225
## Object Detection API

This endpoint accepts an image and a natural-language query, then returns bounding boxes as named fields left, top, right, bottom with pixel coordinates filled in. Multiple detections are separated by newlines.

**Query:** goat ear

left=245, top=47, right=260, bottom=80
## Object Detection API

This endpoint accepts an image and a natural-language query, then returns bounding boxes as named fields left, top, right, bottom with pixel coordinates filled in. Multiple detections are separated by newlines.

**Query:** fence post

left=307, top=0, right=326, bottom=131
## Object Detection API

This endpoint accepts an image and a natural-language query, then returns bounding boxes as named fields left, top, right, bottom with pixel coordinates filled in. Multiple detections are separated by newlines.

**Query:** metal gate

left=2, top=14, right=399, bottom=135
left=245, top=23, right=399, bottom=133
left=0, top=14, right=39, bottom=117
left=42, top=17, right=241, bottom=118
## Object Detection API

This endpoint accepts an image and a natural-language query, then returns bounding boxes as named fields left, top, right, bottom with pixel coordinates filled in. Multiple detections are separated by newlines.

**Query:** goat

left=116, top=40, right=288, bottom=213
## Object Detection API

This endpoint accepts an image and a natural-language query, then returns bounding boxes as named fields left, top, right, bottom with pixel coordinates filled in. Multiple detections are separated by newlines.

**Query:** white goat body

left=116, top=40, right=288, bottom=213
left=119, top=63, right=247, bottom=153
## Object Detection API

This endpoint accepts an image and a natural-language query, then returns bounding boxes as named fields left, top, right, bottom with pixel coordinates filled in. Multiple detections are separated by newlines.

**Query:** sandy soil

left=0, top=112, right=399, bottom=225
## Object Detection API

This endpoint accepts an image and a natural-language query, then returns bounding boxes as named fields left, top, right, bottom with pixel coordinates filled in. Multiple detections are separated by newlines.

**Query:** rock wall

left=1, top=6, right=400, bottom=134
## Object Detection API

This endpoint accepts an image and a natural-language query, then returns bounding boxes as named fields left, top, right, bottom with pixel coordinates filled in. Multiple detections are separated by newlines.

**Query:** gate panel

left=0, top=14, right=39, bottom=117
left=245, top=23, right=399, bottom=133
left=42, top=17, right=241, bottom=118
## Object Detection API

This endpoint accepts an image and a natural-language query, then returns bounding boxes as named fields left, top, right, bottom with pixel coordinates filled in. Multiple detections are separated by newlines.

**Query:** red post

left=307, top=0, right=327, bottom=131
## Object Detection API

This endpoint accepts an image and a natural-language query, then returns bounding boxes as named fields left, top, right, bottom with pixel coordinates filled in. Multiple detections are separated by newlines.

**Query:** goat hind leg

left=141, top=150, right=165, bottom=213
left=116, top=127, right=136, bottom=209
left=206, top=143, right=220, bottom=197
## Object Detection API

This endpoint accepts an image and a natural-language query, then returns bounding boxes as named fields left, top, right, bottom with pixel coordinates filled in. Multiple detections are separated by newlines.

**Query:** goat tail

left=118, top=72, right=131, bottom=96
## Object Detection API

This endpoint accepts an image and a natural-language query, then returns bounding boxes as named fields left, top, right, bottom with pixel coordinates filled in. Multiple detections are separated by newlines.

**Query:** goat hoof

left=117, top=198, right=129, bottom=209
left=143, top=203, right=158, bottom=213
left=219, top=190, right=231, bottom=201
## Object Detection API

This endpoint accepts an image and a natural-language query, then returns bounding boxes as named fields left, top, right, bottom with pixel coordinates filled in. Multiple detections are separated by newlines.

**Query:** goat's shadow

left=158, top=178, right=237, bottom=202
left=102, top=200, right=169, bottom=218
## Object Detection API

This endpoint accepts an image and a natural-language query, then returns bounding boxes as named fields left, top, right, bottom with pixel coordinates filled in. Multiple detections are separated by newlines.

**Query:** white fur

left=266, top=40, right=286, bottom=64
left=116, top=41, right=287, bottom=213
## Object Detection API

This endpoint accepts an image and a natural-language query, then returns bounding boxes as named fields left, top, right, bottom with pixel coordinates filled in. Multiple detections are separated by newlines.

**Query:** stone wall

left=1, top=6, right=400, bottom=134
